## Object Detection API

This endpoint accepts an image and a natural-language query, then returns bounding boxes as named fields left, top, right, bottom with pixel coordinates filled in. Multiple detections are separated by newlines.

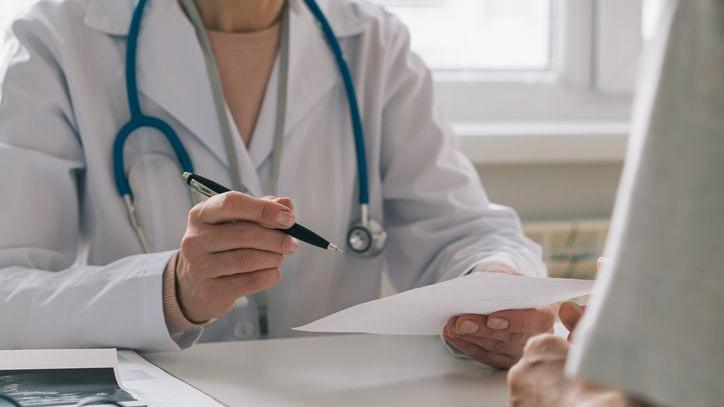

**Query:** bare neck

left=193, top=0, right=286, bottom=33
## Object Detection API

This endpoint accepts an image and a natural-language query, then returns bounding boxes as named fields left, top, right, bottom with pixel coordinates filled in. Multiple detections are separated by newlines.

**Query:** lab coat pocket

left=126, top=152, right=193, bottom=252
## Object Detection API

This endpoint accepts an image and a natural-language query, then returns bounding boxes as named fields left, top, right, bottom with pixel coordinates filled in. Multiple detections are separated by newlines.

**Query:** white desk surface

left=145, top=334, right=508, bottom=407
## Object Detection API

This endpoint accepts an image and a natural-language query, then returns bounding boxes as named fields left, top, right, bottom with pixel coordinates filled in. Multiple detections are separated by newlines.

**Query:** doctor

left=0, top=0, right=552, bottom=366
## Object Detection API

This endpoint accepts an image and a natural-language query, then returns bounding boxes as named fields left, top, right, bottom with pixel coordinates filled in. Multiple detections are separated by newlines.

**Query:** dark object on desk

left=0, top=368, right=140, bottom=406
left=0, top=393, right=21, bottom=407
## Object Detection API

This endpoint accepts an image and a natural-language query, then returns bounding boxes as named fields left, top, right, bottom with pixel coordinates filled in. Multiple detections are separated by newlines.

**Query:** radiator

left=524, top=219, right=609, bottom=280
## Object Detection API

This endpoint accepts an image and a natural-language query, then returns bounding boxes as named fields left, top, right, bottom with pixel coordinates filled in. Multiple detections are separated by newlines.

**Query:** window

left=370, top=0, right=643, bottom=93
left=365, top=1, right=644, bottom=144
left=369, top=0, right=645, bottom=164
left=0, top=0, right=646, bottom=163
left=370, top=0, right=554, bottom=71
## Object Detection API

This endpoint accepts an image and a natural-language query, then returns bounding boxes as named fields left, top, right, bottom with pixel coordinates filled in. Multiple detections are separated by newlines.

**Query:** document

left=0, top=349, right=220, bottom=407
left=0, top=349, right=143, bottom=406
left=118, top=351, right=220, bottom=407
left=295, top=273, right=595, bottom=335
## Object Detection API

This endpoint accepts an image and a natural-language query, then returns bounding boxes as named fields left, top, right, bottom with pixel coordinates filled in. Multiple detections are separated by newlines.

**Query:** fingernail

left=458, top=320, right=479, bottom=334
left=276, top=211, right=295, bottom=227
left=290, top=238, right=300, bottom=253
left=487, top=317, right=509, bottom=330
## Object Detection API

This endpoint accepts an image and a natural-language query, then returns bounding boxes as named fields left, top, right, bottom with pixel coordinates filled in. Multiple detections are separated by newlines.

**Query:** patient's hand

left=507, top=334, right=641, bottom=407
left=508, top=257, right=649, bottom=407
left=507, top=334, right=575, bottom=406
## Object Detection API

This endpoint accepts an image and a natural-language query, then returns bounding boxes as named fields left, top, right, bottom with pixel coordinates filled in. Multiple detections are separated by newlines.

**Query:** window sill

left=454, top=121, right=629, bottom=165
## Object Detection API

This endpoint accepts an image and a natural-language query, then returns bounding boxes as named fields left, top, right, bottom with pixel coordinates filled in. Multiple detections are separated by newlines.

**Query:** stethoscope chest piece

left=347, top=217, right=386, bottom=257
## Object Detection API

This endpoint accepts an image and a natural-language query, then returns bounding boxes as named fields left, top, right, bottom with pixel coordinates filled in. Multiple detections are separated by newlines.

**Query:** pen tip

left=328, top=244, right=344, bottom=255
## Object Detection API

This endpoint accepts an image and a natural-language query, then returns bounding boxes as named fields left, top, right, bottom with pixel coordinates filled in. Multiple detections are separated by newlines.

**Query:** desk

left=146, top=334, right=508, bottom=406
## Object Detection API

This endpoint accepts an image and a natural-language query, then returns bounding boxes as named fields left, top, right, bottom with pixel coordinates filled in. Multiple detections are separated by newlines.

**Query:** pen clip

left=189, top=179, right=219, bottom=198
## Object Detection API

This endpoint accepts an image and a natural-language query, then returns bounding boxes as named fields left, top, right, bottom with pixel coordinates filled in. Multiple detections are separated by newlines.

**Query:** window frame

left=0, top=0, right=643, bottom=163
left=420, top=0, right=644, bottom=164
left=432, top=0, right=643, bottom=123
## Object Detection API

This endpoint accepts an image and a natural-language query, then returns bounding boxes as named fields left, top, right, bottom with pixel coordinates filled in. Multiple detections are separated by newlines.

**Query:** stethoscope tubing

left=125, top=0, right=146, bottom=119
left=115, top=0, right=368, bottom=204
left=113, top=115, right=194, bottom=197
left=301, top=0, right=370, bottom=206
left=114, top=0, right=383, bottom=255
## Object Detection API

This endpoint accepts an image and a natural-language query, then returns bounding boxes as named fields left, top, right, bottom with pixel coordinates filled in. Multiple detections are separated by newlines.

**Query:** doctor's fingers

left=454, top=332, right=530, bottom=360
left=450, top=315, right=511, bottom=341
left=487, top=307, right=556, bottom=334
left=199, top=249, right=286, bottom=279
left=189, top=222, right=298, bottom=255
left=444, top=335, right=517, bottom=370
left=559, top=302, right=586, bottom=337
left=215, top=268, right=281, bottom=300
left=267, top=196, right=294, bottom=211
left=445, top=317, right=523, bottom=357
left=189, top=192, right=296, bottom=228
left=195, top=269, right=280, bottom=314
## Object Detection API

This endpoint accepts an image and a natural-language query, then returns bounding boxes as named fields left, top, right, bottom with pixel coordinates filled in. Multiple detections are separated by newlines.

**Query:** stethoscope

left=114, top=0, right=386, bottom=257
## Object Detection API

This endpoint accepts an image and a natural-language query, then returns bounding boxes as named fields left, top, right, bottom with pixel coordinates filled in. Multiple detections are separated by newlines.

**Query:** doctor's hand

left=559, top=301, right=586, bottom=342
left=175, top=192, right=299, bottom=323
left=443, top=268, right=557, bottom=369
left=443, top=305, right=557, bottom=369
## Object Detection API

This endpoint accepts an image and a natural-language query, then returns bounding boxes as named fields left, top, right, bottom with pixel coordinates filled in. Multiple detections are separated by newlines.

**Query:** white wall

left=474, top=162, right=622, bottom=222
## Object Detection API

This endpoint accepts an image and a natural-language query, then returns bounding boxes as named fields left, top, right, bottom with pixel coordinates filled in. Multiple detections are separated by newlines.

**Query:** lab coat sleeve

left=377, top=14, right=546, bottom=292
left=0, top=14, right=182, bottom=351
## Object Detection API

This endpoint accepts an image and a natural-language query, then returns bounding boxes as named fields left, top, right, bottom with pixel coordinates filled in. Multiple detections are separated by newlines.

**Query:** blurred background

left=0, top=0, right=665, bottom=280
left=368, top=0, right=663, bottom=280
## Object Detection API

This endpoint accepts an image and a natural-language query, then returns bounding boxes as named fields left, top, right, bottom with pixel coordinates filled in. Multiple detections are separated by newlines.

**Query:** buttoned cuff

left=162, top=252, right=204, bottom=335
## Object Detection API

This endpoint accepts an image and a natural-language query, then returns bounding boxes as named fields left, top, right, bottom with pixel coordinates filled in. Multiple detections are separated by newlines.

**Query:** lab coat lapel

left=248, top=0, right=369, bottom=170
left=247, top=57, right=282, bottom=171
left=134, top=0, right=232, bottom=169
left=86, top=0, right=243, bottom=171
left=223, top=105, right=264, bottom=194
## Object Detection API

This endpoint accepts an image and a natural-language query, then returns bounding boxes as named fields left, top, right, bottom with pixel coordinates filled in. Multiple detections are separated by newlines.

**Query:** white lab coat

left=0, top=0, right=544, bottom=352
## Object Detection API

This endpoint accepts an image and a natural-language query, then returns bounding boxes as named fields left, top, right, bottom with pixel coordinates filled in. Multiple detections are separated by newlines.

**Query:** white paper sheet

left=294, top=273, right=595, bottom=335
left=118, top=351, right=221, bottom=407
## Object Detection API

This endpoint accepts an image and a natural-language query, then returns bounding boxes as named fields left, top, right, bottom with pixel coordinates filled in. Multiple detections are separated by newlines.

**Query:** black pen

left=182, top=172, right=344, bottom=255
